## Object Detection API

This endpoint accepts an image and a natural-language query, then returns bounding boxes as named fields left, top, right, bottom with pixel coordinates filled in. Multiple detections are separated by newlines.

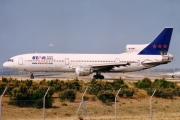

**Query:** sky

left=0, top=0, right=180, bottom=69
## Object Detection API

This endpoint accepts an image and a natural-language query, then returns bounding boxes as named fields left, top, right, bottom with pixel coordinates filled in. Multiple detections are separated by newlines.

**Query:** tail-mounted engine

left=162, top=53, right=173, bottom=61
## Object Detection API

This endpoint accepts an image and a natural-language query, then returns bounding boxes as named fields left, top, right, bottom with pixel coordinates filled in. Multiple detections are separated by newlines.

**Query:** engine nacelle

left=162, top=53, right=173, bottom=61
left=75, top=67, right=92, bottom=76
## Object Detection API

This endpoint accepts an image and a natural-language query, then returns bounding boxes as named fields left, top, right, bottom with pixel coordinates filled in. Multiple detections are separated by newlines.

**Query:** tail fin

left=138, top=28, right=173, bottom=55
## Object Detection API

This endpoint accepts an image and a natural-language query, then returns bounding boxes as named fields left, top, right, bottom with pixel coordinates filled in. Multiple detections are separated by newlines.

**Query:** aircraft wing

left=71, top=62, right=132, bottom=71
left=89, top=62, right=132, bottom=71
left=91, top=62, right=130, bottom=67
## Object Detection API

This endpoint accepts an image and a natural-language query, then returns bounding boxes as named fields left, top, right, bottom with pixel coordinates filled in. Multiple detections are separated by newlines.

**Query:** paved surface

left=1, top=72, right=179, bottom=81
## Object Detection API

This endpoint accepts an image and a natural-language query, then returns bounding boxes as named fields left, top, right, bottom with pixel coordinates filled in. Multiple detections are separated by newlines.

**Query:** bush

left=135, top=78, right=152, bottom=89
left=88, top=79, right=128, bottom=95
left=118, top=89, right=134, bottom=98
left=173, top=87, right=180, bottom=96
left=97, top=90, right=115, bottom=103
left=59, top=89, right=76, bottom=102
left=112, top=78, right=126, bottom=90
left=34, top=98, right=54, bottom=108
left=83, top=95, right=89, bottom=101
left=2, top=77, right=8, bottom=83
left=0, top=82, right=6, bottom=95
left=118, top=90, right=124, bottom=97
left=125, top=89, right=134, bottom=98
left=9, top=86, right=54, bottom=108
left=147, top=88, right=173, bottom=99
left=153, top=79, right=176, bottom=89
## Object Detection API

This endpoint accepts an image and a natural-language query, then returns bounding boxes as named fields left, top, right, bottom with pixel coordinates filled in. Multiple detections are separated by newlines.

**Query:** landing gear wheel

left=99, top=75, right=104, bottom=79
left=93, top=75, right=98, bottom=79
left=93, top=74, right=104, bottom=79
left=30, top=73, right=34, bottom=79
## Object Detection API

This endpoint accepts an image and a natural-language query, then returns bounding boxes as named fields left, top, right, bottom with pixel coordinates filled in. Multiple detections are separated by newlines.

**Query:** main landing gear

left=30, top=73, right=34, bottom=79
left=93, top=72, right=104, bottom=79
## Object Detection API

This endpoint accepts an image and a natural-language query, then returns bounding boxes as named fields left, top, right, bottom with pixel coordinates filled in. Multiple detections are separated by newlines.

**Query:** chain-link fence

left=1, top=96, right=180, bottom=120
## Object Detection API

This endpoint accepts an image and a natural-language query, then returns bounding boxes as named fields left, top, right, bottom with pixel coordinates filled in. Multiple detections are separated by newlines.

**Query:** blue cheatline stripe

left=138, top=28, right=173, bottom=55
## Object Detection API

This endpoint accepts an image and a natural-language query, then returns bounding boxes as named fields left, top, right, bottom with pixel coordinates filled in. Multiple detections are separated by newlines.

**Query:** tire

left=93, top=75, right=98, bottom=79
left=99, top=75, right=104, bottom=79
left=30, top=74, right=34, bottom=79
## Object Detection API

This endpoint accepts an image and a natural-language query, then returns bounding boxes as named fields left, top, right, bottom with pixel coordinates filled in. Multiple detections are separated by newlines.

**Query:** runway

left=1, top=72, right=179, bottom=81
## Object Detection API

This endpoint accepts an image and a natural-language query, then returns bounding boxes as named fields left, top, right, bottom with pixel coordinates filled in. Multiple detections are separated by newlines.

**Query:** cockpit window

left=8, top=59, right=14, bottom=62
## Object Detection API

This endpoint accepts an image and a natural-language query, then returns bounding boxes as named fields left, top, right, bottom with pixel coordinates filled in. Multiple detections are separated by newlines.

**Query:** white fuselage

left=3, top=52, right=166, bottom=73
left=3, top=27, right=174, bottom=79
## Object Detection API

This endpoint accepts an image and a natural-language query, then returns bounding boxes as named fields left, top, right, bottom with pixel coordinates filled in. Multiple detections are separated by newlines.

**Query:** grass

left=1, top=79, right=180, bottom=120
left=2, top=91, right=180, bottom=120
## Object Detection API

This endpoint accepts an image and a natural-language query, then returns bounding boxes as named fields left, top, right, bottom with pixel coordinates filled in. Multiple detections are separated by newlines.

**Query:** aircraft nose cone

left=3, top=62, right=7, bottom=67
left=3, top=62, right=10, bottom=68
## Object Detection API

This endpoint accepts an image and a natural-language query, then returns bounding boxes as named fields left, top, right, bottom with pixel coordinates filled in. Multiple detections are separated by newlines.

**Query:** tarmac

left=0, top=72, right=179, bottom=81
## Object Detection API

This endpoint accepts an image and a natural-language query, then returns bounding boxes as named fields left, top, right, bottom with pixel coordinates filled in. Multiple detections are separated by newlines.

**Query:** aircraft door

left=65, top=58, right=69, bottom=65
left=18, top=57, right=23, bottom=65
left=115, top=58, right=120, bottom=63
left=137, top=60, right=140, bottom=66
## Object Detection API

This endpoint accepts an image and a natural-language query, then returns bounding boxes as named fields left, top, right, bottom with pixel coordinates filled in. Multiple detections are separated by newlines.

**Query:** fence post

left=150, top=89, right=156, bottom=120
left=42, top=87, right=50, bottom=120
left=115, top=88, right=121, bottom=120
left=0, top=87, right=7, bottom=120
left=74, top=87, right=88, bottom=120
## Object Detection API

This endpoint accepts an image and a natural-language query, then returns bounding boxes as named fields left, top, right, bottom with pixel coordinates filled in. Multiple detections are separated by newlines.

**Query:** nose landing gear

left=30, top=73, right=34, bottom=79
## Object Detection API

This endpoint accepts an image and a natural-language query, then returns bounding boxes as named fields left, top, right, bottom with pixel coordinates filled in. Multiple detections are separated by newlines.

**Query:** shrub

left=135, top=77, right=152, bottom=89
left=147, top=88, right=173, bottom=99
left=26, top=80, right=33, bottom=87
left=118, top=89, right=134, bottom=98
left=97, top=90, right=115, bottom=103
left=173, top=87, right=180, bottom=96
left=2, top=77, right=8, bottom=83
left=34, top=98, right=54, bottom=108
left=112, top=78, right=125, bottom=90
left=124, top=89, right=134, bottom=98
left=83, top=95, right=89, bottom=101
left=59, top=89, right=76, bottom=102
left=88, top=79, right=128, bottom=95
left=153, top=79, right=176, bottom=89
left=118, top=90, right=124, bottom=97
left=9, top=86, right=54, bottom=108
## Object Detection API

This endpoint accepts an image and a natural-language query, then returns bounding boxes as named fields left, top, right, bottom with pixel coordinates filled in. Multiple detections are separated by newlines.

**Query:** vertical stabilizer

left=138, top=28, right=173, bottom=55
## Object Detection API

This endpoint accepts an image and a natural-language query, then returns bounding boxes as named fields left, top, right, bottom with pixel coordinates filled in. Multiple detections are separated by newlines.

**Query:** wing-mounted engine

left=75, top=67, right=93, bottom=76
left=126, top=44, right=148, bottom=53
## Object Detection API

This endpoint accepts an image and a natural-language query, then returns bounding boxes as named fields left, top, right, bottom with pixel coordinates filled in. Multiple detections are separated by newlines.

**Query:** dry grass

left=1, top=77, right=180, bottom=120
left=2, top=92, right=180, bottom=120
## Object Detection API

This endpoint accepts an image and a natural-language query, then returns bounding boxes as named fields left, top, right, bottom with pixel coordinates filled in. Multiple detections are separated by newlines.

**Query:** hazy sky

left=0, top=0, right=180, bottom=69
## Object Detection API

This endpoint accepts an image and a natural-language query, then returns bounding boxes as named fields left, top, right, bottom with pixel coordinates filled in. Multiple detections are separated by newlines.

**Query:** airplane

left=3, top=27, right=174, bottom=79
left=49, top=43, right=54, bottom=47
